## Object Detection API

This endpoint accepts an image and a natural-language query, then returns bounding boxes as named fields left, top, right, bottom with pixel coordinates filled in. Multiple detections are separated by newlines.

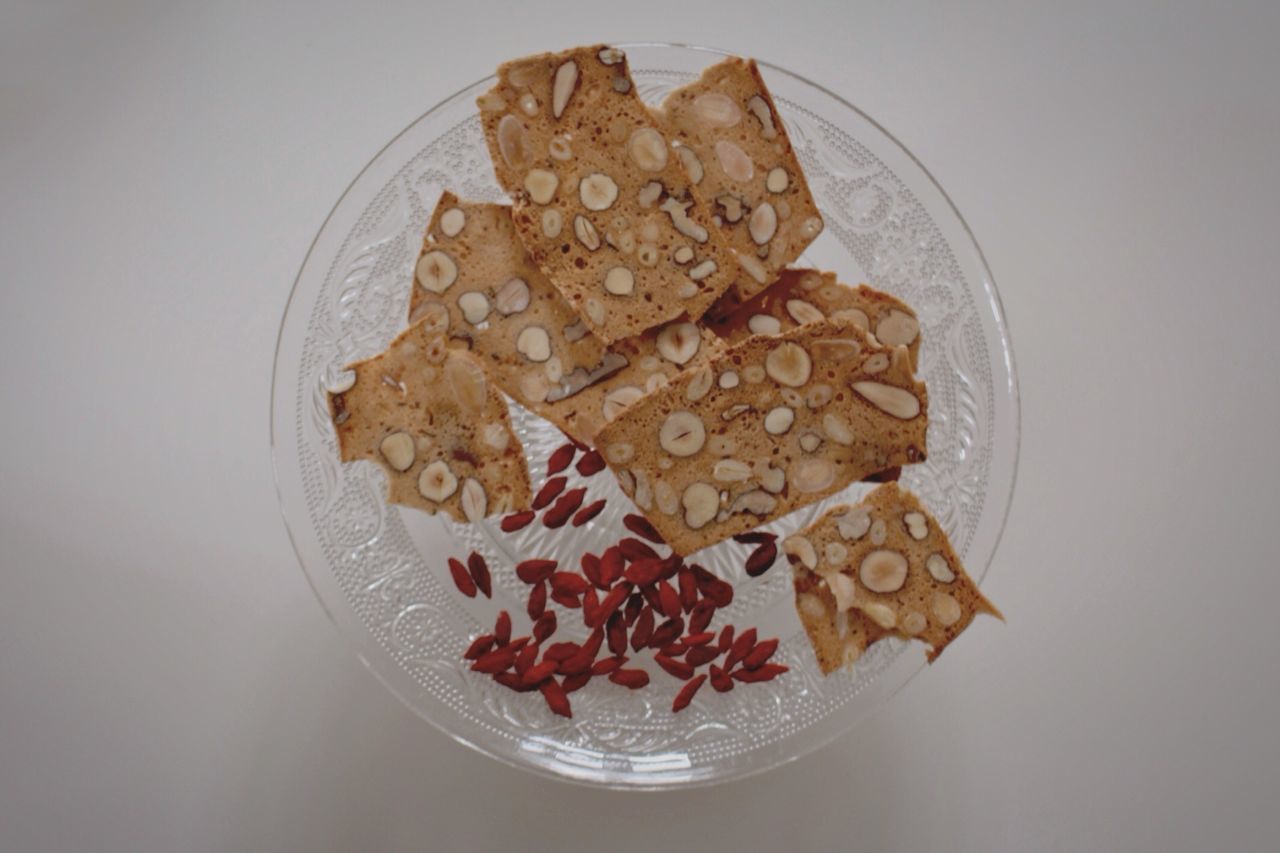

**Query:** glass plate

left=271, top=43, right=1019, bottom=789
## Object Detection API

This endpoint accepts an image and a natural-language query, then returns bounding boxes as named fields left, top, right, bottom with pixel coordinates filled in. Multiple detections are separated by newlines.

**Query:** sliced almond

left=783, top=535, right=816, bottom=571
left=931, top=592, right=962, bottom=626
left=552, top=60, right=578, bottom=118
left=439, top=207, right=466, bottom=237
left=800, top=216, right=824, bottom=238
left=655, top=322, right=700, bottom=364
left=718, top=370, right=740, bottom=389
left=604, top=266, right=635, bottom=295
left=416, top=250, right=458, bottom=294
left=798, top=431, right=822, bottom=453
left=758, top=463, right=785, bottom=493
left=580, top=172, right=618, bottom=211
left=721, top=403, right=752, bottom=421
left=637, top=243, right=659, bottom=267
left=606, top=442, right=635, bottom=464
left=862, top=601, right=897, bottom=630
left=660, top=197, right=708, bottom=242
left=562, top=319, right=588, bottom=342
left=481, top=422, right=508, bottom=451
left=766, top=167, right=789, bottom=193
left=870, top=518, right=887, bottom=546
left=327, top=370, right=356, bottom=394
left=691, top=92, right=741, bottom=127
left=811, top=337, right=861, bottom=362
left=541, top=208, right=563, bottom=238
left=746, top=94, right=777, bottom=139
left=654, top=480, right=678, bottom=515
left=852, top=381, right=921, bottom=419
left=926, top=553, right=956, bottom=583
left=445, top=356, right=487, bottom=415
left=749, top=202, right=777, bottom=244
left=822, top=412, right=854, bottom=445
left=824, top=541, right=848, bottom=566
left=791, top=457, right=835, bottom=493
left=686, top=366, right=713, bottom=401
left=584, top=298, right=605, bottom=326
left=460, top=478, right=487, bottom=521
left=765, top=342, right=812, bottom=387
left=516, top=325, right=552, bottom=362
left=806, top=384, right=833, bottom=409
left=829, top=573, right=858, bottom=612
left=681, top=482, right=719, bottom=529
left=602, top=385, right=644, bottom=421
left=743, top=365, right=766, bottom=384
left=457, top=291, right=489, bottom=325
left=716, top=194, right=744, bottom=223
left=638, top=181, right=664, bottom=208
left=494, top=278, right=530, bottom=315
left=728, top=489, right=776, bottom=516
left=748, top=314, right=782, bottom=336
left=688, top=258, right=717, bottom=281
left=412, top=301, right=450, bottom=335
left=675, top=145, right=703, bottom=184
left=573, top=215, right=600, bottom=250
left=862, top=352, right=889, bottom=374
left=627, top=127, right=668, bottom=171
left=548, top=135, right=572, bottom=161
left=859, top=549, right=908, bottom=593
left=876, top=309, right=920, bottom=347
left=673, top=245, right=694, bottom=264
left=837, top=507, right=871, bottom=540
left=734, top=248, right=768, bottom=284
left=832, top=308, right=870, bottom=331
left=901, top=610, right=927, bottom=635
left=764, top=406, right=795, bottom=435
left=417, top=460, right=458, bottom=503
left=517, top=93, right=539, bottom=116
left=786, top=299, right=824, bottom=325
left=524, top=169, right=558, bottom=204
left=496, top=114, right=529, bottom=168
left=712, top=458, right=751, bottom=482
left=659, top=411, right=706, bottom=457
left=379, top=432, right=415, bottom=472
left=713, top=139, right=754, bottom=182
left=597, top=46, right=624, bottom=65
left=904, top=511, right=928, bottom=540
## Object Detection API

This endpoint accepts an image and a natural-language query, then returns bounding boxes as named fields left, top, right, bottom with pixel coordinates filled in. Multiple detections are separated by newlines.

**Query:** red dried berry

left=575, top=449, right=606, bottom=476
left=624, top=593, right=644, bottom=626
left=689, top=600, right=716, bottom=635
left=672, top=674, right=707, bottom=712
left=572, top=499, right=607, bottom=527
left=527, top=581, right=547, bottom=619
left=581, top=628, right=604, bottom=659
left=686, top=645, right=720, bottom=667
left=657, top=580, right=682, bottom=620
left=649, top=617, right=684, bottom=650
left=726, top=628, right=757, bottom=670
left=562, top=672, right=591, bottom=693
left=622, top=513, right=665, bottom=544
left=658, top=554, right=683, bottom=582
left=678, top=567, right=699, bottom=612
left=731, top=663, right=789, bottom=683
left=582, top=587, right=602, bottom=628
left=597, top=585, right=629, bottom=622
left=521, top=659, right=558, bottom=687
left=743, top=638, right=779, bottom=669
left=606, top=612, right=628, bottom=656
left=660, top=641, right=685, bottom=657
left=619, top=537, right=659, bottom=562
left=718, top=624, right=735, bottom=653
left=447, top=558, right=477, bottom=598
left=540, top=679, right=573, bottom=717
left=744, top=541, right=778, bottom=578
left=543, top=487, right=586, bottom=528
left=494, top=610, right=512, bottom=646
left=532, top=612, right=557, bottom=644
left=624, top=559, right=663, bottom=586
left=544, top=642, right=579, bottom=662
left=709, top=665, right=734, bottom=693
left=640, top=583, right=663, bottom=612
left=549, top=588, right=581, bottom=609
left=514, top=642, right=539, bottom=675
left=470, top=644, right=519, bottom=674
left=580, top=553, right=604, bottom=589
left=500, top=511, right=536, bottom=532
left=467, top=552, right=492, bottom=598
left=683, top=632, right=715, bottom=647
left=463, top=634, right=495, bottom=660
left=600, top=547, right=625, bottom=585
left=532, top=476, right=568, bottom=510
left=655, top=654, right=694, bottom=680
left=630, top=606, right=655, bottom=650
left=591, top=655, right=626, bottom=676
left=515, top=559, right=557, bottom=584
left=494, top=671, right=533, bottom=692
left=550, top=571, right=590, bottom=596
left=547, top=443, right=576, bottom=476
left=704, top=578, right=734, bottom=608
left=608, top=669, right=650, bottom=689
left=732, top=531, right=777, bottom=545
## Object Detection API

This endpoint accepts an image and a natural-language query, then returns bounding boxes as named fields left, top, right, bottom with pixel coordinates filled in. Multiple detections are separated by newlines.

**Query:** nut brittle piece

left=786, top=482, right=1002, bottom=668
left=656, top=57, right=824, bottom=300
left=595, top=318, right=928, bottom=555
left=328, top=318, right=531, bottom=521
left=703, top=268, right=922, bottom=371
left=478, top=45, right=743, bottom=343
left=408, top=192, right=721, bottom=445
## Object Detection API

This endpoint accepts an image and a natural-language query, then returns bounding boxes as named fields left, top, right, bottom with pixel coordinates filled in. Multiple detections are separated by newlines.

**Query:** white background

left=3, top=1, right=1278, bottom=850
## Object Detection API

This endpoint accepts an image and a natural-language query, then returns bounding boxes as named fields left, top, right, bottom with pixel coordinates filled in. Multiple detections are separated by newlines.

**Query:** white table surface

left=3, top=1, right=1278, bottom=850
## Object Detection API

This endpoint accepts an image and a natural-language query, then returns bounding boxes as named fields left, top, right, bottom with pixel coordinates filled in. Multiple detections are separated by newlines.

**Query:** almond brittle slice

left=478, top=45, right=743, bottom=343
left=595, top=318, right=928, bottom=555
left=328, top=318, right=531, bottom=521
left=786, top=482, right=1002, bottom=667
left=656, top=57, right=824, bottom=301
left=408, top=192, right=721, bottom=445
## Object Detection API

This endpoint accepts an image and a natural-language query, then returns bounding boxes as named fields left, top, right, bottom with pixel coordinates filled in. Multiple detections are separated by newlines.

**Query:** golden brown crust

left=477, top=45, right=743, bottom=343
left=328, top=318, right=531, bottom=521
left=595, top=318, right=928, bottom=555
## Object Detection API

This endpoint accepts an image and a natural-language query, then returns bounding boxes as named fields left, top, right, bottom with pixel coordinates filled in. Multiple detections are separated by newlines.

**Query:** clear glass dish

left=271, top=43, right=1019, bottom=789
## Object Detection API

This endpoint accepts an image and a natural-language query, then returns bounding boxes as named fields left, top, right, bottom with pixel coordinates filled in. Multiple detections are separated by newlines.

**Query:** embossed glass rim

left=270, top=42, right=1020, bottom=789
